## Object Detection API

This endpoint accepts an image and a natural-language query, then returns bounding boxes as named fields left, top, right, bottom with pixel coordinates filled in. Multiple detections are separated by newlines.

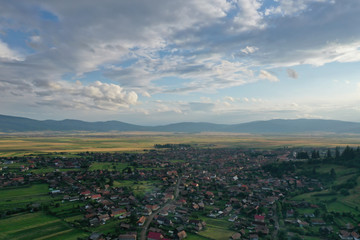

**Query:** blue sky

left=0, top=0, right=360, bottom=125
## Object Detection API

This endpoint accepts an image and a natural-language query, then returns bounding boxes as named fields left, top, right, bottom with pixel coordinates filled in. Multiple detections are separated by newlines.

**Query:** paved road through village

left=140, top=175, right=181, bottom=240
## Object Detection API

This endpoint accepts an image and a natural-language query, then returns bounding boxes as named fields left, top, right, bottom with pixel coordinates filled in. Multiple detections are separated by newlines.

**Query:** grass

left=0, top=184, right=55, bottom=211
left=187, top=233, right=211, bottom=240
left=292, top=164, right=360, bottom=218
left=92, top=218, right=126, bottom=234
left=0, top=212, right=88, bottom=240
left=89, top=162, right=129, bottom=171
left=113, top=180, right=160, bottom=196
left=197, top=217, right=237, bottom=240
left=49, top=201, right=84, bottom=218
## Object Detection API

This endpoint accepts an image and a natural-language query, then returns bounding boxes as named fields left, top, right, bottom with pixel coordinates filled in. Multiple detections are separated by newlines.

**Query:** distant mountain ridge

left=1, top=114, right=360, bottom=133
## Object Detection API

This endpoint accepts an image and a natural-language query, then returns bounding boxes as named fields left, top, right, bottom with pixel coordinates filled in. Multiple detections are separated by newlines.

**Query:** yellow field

left=0, top=132, right=360, bottom=156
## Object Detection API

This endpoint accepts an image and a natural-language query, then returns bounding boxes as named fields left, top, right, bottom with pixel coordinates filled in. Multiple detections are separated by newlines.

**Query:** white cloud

left=232, top=0, right=265, bottom=32
left=224, top=96, right=235, bottom=102
left=265, top=0, right=334, bottom=17
left=241, top=46, right=258, bottom=54
left=259, top=70, right=279, bottom=82
left=33, top=80, right=138, bottom=110
left=1, top=0, right=360, bottom=123
left=301, top=41, right=360, bottom=67
left=0, top=39, right=24, bottom=61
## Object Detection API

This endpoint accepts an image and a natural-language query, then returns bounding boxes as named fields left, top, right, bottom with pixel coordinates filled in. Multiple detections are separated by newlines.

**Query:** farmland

left=0, top=184, right=55, bottom=211
left=1, top=135, right=360, bottom=240
left=0, top=212, right=88, bottom=240
left=1, top=132, right=360, bottom=157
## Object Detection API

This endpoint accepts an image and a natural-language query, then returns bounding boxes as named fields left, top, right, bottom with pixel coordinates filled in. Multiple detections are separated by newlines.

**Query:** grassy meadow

left=0, top=184, right=56, bottom=211
left=197, top=217, right=237, bottom=240
left=292, top=164, right=360, bottom=225
left=1, top=132, right=360, bottom=157
left=0, top=212, right=88, bottom=240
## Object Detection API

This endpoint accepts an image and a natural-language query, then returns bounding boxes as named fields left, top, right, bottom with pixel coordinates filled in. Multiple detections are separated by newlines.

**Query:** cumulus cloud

left=1, top=0, right=360, bottom=121
left=287, top=68, right=298, bottom=79
left=0, top=39, right=24, bottom=62
left=232, top=0, right=265, bottom=31
left=83, top=81, right=138, bottom=106
left=33, top=80, right=138, bottom=110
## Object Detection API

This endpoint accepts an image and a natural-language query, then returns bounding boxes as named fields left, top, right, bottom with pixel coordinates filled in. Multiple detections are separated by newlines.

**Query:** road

left=140, top=175, right=181, bottom=240
left=272, top=204, right=279, bottom=239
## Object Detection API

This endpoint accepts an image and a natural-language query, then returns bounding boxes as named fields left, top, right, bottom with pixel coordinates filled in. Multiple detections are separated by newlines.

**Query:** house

left=205, top=191, right=214, bottom=198
left=98, top=213, right=110, bottom=223
left=120, top=223, right=131, bottom=230
left=311, top=219, right=326, bottom=225
left=91, top=194, right=101, bottom=200
left=339, top=230, right=352, bottom=240
left=164, top=193, right=174, bottom=201
left=297, top=219, right=309, bottom=228
left=89, top=232, right=104, bottom=240
left=118, top=232, right=137, bottom=240
left=177, top=230, right=187, bottom=240
left=89, top=217, right=100, bottom=226
left=249, top=234, right=259, bottom=240
left=228, top=215, right=238, bottom=222
left=231, top=232, right=241, bottom=239
left=352, top=232, right=360, bottom=240
left=138, top=216, right=146, bottom=226
left=80, top=190, right=91, bottom=196
left=286, top=209, right=294, bottom=218
left=303, top=213, right=315, bottom=218
left=255, top=225, right=269, bottom=235
left=147, top=232, right=164, bottom=240
left=254, top=215, right=265, bottom=223
left=111, top=208, right=127, bottom=218
left=189, top=219, right=206, bottom=231
left=157, top=216, right=172, bottom=226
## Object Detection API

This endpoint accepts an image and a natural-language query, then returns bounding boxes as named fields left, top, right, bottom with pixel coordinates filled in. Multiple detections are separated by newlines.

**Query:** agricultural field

left=197, top=217, right=237, bottom=240
left=89, top=162, right=130, bottom=171
left=0, top=211, right=88, bottom=240
left=0, top=184, right=56, bottom=211
left=292, top=164, right=360, bottom=217
left=1, top=132, right=360, bottom=157
left=289, top=163, right=360, bottom=239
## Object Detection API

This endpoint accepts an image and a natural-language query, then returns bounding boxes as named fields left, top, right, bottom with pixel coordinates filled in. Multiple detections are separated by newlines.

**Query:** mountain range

left=1, top=114, right=360, bottom=134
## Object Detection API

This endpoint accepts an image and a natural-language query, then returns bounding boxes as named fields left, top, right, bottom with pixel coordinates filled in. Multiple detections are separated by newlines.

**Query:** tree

left=330, top=168, right=336, bottom=180
left=335, top=147, right=340, bottom=160
left=326, top=149, right=332, bottom=159
left=341, top=146, right=355, bottom=160
left=296, top=151, right=309, bottom=159
left=278, top=230, right=287, bottom=240
left=311, top=150, right=320, bottom=159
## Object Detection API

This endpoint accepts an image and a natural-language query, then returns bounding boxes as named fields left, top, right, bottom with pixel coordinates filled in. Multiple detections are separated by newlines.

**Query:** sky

left=1, top=0, right=360, bottom=125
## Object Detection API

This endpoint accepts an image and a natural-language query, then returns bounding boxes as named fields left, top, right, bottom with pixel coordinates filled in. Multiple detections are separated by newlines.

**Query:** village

left=0, top=146, right=359, bottom=240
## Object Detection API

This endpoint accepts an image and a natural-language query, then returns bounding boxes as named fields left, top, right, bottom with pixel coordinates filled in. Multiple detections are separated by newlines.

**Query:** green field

left=292, top=164, right=360, bottom=220
left=187, top=233, right=211, bottom=240
left=1, top=133, right=360, bottom=156
left=198, top=217, right=237, bottom=240
left=0, top=184, right=56, bottom=211
left=89, top=162, right=130, bottom=171
left=0, top=212, right=88, bottom=240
